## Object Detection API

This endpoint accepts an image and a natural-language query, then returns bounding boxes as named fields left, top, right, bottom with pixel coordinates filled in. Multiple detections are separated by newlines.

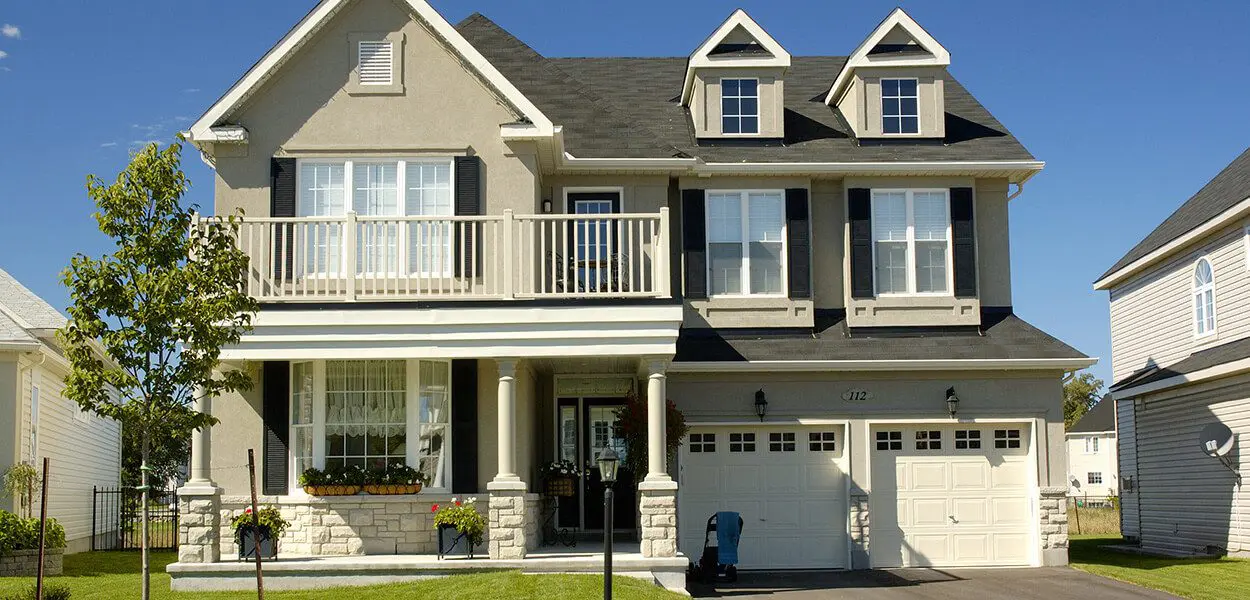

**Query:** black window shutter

left=261, top=361, right=291, bottom=495
left=450, top=359, right=478, bottom=493
left=270, top=158, right=297, bottom=281
left=785, top=188, right=811, bottom=299
left=951, top=187, right=977, bottom=297
left=682, top=189, right=707, bottom=299
left=454, top=156, right=483, bottom=277
left=848, top=188, right=874, bottom=299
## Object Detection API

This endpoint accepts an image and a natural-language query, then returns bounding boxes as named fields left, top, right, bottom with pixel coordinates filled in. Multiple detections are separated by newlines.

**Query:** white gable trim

left=823, top=8, right=951, bottom=106
left=680, top=9, right=791, bottom=106
left=187, top=0, right=554, bottom=144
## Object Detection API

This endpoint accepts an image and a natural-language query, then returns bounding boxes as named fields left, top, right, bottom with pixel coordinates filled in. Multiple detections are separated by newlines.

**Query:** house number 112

left=842, top=389, right=873, bottom=402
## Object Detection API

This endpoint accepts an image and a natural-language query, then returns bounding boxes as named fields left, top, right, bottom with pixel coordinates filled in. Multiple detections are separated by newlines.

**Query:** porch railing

left=209, top=209, right=670, bottom=302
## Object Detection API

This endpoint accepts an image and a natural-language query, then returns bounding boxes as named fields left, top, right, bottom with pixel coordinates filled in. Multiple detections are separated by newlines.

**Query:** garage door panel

left=953, top=534, right=990, bottom=561
left=766, top=499, right=802, bottom=528
left=952, top=498, right=988, bottom=526
left=911, top=498, right=948, bottom=526
left=990, top=460, right=1028, bottom=489
left=908, top=534, right=950, bottom=565
left=685, top=466, right=720, bottom=491
left=992, top=497, right=1029, bottom=525
left=727, top=467, right=763, bottom=494
left=806, top=463, right=842, bottom=491
left=951, top=462, right=988, bottom=490
left=994, top=534, right=1029, bottom=562
left=766, top=465, right=802, bottom=493
left=910, top=462, right=948, bottom=490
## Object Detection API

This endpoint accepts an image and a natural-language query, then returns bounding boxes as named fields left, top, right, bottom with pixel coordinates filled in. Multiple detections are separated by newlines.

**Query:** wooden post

left=36, top=457, right=49, bottom=600
left=247, top=449, right=265, bottom=600
left=1072, top=495, right=1081, bottom=536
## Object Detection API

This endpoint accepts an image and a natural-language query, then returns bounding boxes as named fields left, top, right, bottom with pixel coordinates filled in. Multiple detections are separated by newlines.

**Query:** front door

left=556, top=397, right=636, bottom=532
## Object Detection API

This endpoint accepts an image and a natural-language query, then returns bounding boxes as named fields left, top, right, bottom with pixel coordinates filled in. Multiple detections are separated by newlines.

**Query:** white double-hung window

left=871, top=189, right=951, bottom=295
left=707, top=191, right=786, bottom=296
left=296, top=158, right=454, bottom=277
left=289, top=359, right=452, bottom=492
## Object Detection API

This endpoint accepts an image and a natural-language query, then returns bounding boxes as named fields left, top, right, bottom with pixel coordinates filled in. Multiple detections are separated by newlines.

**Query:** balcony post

left=657, top=207, right=671, bottom=298
left=345, top=211, right=357, bottom=302
left=502, top=209, right=515, bottom=299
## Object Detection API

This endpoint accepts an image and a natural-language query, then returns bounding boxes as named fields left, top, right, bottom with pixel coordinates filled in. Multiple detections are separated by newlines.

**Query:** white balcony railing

left=214, top=209, right=671, bottom=302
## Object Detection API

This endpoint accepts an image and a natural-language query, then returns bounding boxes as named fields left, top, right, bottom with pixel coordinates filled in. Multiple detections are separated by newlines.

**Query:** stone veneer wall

left=639, top=488, right=677, bottom=558
left=219, top=494, right=474, bottom=558
left=179, top=494, right=222, bottom=563
left=0, top=549, right=63, bottom=576
left=849, top=493, right=870, bottom=569
left=1039, top=486, right=1070, bottom=565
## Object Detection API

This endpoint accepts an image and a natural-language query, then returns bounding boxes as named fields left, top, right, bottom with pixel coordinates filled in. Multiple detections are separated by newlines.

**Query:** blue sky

left=2, top=0, right=1249, bottom=386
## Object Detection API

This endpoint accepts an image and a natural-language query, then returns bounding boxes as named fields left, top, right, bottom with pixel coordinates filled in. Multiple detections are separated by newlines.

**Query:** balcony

left=212, top=209, right=671, bottom=302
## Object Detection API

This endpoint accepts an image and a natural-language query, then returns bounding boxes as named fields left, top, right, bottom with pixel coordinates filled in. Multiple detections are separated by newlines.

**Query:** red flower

left=454, top=500, right=462, bottom=507
left=244, top=508, right=253, bottom=514
left=431, top=504, right=439, bottom=513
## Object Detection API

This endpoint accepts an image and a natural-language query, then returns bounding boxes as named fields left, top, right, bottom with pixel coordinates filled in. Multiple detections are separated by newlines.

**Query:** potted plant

left=232, top=506, right=290, bottom=560
left=432, top=498, right=485, bottom=559
left=363, top=463, right=428, bottom=495
left=539, top=460, right=580, bottom=497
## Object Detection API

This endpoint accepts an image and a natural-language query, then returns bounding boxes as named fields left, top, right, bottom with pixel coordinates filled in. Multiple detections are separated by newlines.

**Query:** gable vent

left=358, top=40, right=394, bottom=86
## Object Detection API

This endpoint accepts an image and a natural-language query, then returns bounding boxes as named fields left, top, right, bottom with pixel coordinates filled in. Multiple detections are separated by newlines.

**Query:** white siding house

left=1098, top=147, right=1250, bottom=557
left=0, top=267, right=122, bottom=554
left=1065, top=400, right=1117, bottom=502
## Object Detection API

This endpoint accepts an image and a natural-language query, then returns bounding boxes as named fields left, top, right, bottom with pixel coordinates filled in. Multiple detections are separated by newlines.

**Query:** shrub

left=431, top=498, right=486, bottom=546
left=3, top=584, right=71, bottom=600
left=0, top=510, right=65, bottom=555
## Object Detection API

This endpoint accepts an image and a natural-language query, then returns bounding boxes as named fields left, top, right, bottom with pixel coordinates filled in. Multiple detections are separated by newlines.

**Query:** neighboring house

left=170, top=1, right=1093, bottom=591
left=1065, top=399, right=1117, bottom=502
left=0, top=267, right=122, bottom=554
left=1097, top=147, right=1250, bottom=557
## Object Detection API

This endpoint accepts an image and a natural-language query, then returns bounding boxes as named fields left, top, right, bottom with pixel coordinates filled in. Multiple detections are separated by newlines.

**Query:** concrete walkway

left=689, top=567, right=1179, bottom=599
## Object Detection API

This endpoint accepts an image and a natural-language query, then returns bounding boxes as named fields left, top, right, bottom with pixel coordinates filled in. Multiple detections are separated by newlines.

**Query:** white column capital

left=496, top=358, right=518, bottom=378
left=645, top=357, right=670, bottom=377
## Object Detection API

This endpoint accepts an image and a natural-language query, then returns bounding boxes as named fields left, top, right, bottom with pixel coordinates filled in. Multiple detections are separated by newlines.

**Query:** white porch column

left=488, top=359, right=529, bottom=560
left=645, top=358, right=671, bottom=483
left=187, top=386, right=214, bottom=486
left=177, top=385, right=221, bottom=564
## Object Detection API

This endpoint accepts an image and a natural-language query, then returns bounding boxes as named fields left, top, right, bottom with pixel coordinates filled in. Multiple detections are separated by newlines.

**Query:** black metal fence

left=92, top=486, right=180, bottom=551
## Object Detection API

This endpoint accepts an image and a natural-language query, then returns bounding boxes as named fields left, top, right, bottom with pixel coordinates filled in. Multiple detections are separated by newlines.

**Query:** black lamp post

left=597, top=446, right=620, bottom=600
left=945, top=387, right=960, bottom=417
left=754, top=389, right=768, bottom=421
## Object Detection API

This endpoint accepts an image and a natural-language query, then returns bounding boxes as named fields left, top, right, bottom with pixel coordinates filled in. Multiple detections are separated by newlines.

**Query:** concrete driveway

left=688, top=567, right=1178, bottom=599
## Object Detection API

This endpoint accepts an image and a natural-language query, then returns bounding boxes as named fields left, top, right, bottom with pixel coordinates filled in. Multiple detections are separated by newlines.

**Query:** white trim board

left=668, top=358, right=1097, bottom=373
left=680, top=9, right=791, bottom=106
left=186, top=0, right=554, bottom=144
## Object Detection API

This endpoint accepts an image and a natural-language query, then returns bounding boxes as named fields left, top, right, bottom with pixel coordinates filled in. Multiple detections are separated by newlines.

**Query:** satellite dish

left=1198, top=423, right=1235, bottom=457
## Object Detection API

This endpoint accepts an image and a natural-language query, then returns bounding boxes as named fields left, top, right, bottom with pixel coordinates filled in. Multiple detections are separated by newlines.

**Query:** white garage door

left=679, top=424, right=848, bottom=570
left=870, top=423, right=1034, bottom=568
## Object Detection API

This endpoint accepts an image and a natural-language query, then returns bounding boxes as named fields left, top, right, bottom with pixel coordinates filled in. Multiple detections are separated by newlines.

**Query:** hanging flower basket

left=543, top=477, right=575, bottom=498
left=539, top=460, right=581, bottom=497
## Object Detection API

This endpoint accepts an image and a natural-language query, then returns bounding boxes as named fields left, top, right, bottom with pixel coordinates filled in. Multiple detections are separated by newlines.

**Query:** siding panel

left=1116, top=398, right=1140, bottom=538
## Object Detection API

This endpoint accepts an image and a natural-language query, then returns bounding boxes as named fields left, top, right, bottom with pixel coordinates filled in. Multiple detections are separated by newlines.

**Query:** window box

left=363, top=484, right=423, bottom=496
left=302, top=485, right=362, bottom=496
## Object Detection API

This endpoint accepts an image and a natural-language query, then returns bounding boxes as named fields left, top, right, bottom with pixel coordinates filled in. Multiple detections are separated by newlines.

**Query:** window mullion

left=406, top=359, right=420, bottom=468
left=313, top=360, right=327, bottom=470
left=906, top=192, right=917, bottom=294
left=740, top=192, right=750, bottom=295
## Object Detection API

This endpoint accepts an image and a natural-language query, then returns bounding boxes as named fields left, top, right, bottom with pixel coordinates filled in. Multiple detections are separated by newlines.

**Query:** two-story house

left=169, top=1, right=1092, bottom=592
left=1097, top=147, right=1250, bottom=557
left=1065, top=400, right=1118, bottom=503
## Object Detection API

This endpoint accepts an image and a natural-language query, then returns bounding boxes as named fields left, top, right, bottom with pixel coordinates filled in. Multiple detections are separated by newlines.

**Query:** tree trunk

left=141, top=431, right=151, bottom=600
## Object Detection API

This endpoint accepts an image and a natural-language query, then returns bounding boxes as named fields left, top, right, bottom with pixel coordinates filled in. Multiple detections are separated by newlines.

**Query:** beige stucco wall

left=545, top=175, right=669, bottom=214
left=475, top=358, right=539, bottom=493
left=976, top=178, right=1012, bottom=307
left=847, top=66, right=945, bottom=139
left=692, top=67, right=785, bottom=139
left=210, top=0, right=539, bottom=219
left=668, top=369, right=1068, bottom=491
left=209, top=382, right=264, bottom=496
left=812, top=178, right=847, bottom=310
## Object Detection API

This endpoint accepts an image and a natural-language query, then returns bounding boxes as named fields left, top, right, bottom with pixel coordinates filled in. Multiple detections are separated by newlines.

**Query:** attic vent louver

left=358, top=40, right=394, bottom=85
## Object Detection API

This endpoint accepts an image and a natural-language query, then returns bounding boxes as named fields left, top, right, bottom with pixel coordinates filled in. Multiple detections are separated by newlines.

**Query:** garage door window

left=729, top=432, right=756, bottom=452
left=994, top=429, right=1021, bottom=449
left=690, top=433, right=716, bottom=453
left=915, top=430, right=942, bottom=450
left=809, top=431, right=836, bottom=452
left=875, top=430, right=902, bottom=450
left=1088, top=472, right=1102, bottom=485
left=768, top=432, right=796, bottom=452
left=954, top=429, right=981, bottom=450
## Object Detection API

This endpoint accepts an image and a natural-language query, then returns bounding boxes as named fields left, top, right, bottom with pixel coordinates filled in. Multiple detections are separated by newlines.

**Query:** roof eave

left=669, top=357, right=1096, bottom=373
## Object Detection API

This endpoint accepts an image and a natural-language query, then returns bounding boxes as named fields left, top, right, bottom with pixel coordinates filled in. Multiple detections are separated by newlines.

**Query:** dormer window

left=721, top=78, right=759, bottom=135
left=881, top=78, right=919, bottom=134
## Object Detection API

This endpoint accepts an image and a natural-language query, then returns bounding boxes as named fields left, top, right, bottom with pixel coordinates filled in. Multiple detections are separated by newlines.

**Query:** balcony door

left=567, top=191, right=622, bottom=293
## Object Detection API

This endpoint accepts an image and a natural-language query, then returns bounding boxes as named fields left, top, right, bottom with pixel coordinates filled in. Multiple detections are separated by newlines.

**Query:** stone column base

left=1039, top=486, right=1069, bottom=566
left=177, top=484, right=222, bottom=564
left=639, top=480, right=678, bottom=558
left=849, top=492, right=870, bottom=569
left=488, top=482, right=529, bottom=560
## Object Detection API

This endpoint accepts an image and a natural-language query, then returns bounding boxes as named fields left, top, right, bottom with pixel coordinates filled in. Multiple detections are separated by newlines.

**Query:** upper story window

left=872, top=189, right=950, bottom=295
left=721, top=78, right=759, bottom=135
left=358, top=40, right=395, bottom=86
left=881, top=78, right=919, bottom=134
left=707, top=191, right=785, bottom=296
left=1193, top=257, right=1216, bottom=336
left=1084, top=436, right=1100, bottom=454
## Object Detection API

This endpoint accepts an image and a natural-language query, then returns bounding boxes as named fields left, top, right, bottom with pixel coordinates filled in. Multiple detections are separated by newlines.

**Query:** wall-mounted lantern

left=945, top=387, right=960, bottom=417
left=754, top=389, right=768, bottom=421
left=542, top=197, right=553, bottom=213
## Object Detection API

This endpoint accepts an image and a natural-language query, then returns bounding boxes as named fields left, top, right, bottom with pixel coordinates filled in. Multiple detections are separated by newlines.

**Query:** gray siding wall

left=1109, top=223, right=1250, bottom=383
left=1116, top=397, right=1140, bottom=539
left=1134, top=375, right=1250, bottom=555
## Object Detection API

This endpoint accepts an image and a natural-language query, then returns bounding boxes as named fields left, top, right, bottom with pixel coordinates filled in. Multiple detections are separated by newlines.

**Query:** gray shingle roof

left=0, top=311, right=38, bottom=344
left=455, top=14, right=1035, bottom=163
left=0, top=267, right=66, bottom=331
left=1099, top=147, right=1250, bottom=282
left=674, top=311, right=1086, bottom=362
left=1110, top=333, right=1250, bottom=392
left=1069, top=398, right=1114, bottom=433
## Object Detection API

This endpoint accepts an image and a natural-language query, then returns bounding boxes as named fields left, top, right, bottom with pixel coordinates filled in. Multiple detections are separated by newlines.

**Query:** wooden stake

left=36, top=457, right=49, bottom=600
left=247, top=449, right=265, bottom=600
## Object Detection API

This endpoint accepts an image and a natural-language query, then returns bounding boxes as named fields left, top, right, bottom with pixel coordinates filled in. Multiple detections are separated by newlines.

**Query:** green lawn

left=0, top=552, right=683, bottom=600
left=1070, top=536, right=1250, bottom=600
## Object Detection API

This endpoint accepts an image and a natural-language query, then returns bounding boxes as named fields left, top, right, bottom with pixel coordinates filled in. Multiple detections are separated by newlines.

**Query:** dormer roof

left=823, top=7, right=951, bottom=106
left=680, top=9, right=791, bottom=106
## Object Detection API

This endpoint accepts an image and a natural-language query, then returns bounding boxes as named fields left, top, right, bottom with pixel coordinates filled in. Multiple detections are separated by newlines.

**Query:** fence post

left=92, top=486, right=98, bottom=552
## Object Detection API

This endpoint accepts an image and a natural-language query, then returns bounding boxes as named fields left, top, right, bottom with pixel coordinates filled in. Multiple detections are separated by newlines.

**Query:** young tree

left=1064, top=371, right=1104, bottom=430
left=59, top=140, right=257, bottom=600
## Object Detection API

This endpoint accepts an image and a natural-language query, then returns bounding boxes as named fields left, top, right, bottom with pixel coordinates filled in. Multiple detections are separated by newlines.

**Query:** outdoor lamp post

left=597, top=446, right=620, bottom=600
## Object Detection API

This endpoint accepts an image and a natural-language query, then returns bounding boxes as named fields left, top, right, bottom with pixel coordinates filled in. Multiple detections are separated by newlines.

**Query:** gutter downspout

left=1007, top=181, right=1026, bottom=201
